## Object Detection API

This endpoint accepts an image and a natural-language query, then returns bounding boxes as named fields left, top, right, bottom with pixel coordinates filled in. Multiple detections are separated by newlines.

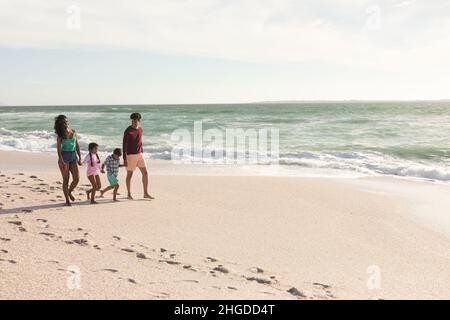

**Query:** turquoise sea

left=1, top=102, right=450, bottom=181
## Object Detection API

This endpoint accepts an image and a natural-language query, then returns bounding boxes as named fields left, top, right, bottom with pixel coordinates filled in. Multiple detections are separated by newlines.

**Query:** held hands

left=78, top=160, right=83, bottom=166
left=123, top=160, right=128, bottom=167
left=101, top=169, right=105, bottom=174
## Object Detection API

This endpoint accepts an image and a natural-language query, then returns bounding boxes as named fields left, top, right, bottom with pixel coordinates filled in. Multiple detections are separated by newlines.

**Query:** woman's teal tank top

left=61, top=131, right=76, bottom=152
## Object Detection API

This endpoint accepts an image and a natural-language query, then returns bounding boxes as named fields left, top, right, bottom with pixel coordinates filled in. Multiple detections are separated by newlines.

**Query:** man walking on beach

left=123, top=113, right=154, bottom=200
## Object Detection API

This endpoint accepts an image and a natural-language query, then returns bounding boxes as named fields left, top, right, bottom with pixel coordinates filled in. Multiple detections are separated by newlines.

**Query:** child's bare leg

left=87, top=175, right=98, bottom=204
left=100, top=186, right=114, bottom=197
left=113, top=184, right=119, bottom=201
left=95, top=175, right=102, bottom=191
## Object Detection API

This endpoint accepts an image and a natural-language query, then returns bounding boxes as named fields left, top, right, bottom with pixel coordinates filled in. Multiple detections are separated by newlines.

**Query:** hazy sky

left=0, top=0, right=449, bottom=105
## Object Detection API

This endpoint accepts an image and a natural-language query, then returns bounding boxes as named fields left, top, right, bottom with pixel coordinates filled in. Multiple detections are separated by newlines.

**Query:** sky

left=0, top=0, right=449, bottom=106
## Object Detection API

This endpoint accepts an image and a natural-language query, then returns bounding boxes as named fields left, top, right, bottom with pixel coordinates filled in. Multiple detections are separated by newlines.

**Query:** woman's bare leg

left=58, top=162, right=71, bottom=206
left=68, top=163, right=80, bottom=202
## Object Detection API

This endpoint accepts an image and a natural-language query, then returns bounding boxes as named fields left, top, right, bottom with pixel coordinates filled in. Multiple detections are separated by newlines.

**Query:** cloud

left=0, top=0, right=449, bottom=74
left=392, top=1, right=413, bottom=8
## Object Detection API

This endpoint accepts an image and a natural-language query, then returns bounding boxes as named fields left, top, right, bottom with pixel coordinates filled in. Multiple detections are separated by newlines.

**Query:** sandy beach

left=1, top=150, right=450, bottom=300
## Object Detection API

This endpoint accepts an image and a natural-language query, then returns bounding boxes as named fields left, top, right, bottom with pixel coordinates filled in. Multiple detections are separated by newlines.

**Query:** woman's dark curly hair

left=54, top=115, right=68, bottom=139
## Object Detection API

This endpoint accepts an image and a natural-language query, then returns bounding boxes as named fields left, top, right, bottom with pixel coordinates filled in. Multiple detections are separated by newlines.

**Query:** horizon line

left=1, top=99, right=450, bottom=108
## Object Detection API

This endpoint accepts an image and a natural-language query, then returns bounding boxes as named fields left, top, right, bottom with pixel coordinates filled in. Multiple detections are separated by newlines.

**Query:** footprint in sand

left=0, top=259, right=17, bottom=264
left=287, top=287, right=306, bottom=298
left=72, top=239, right=89, bottom=246
left=205, top=257, right=218, bottom=263
left=313, top=282, right=331, bottom=289
left=180, top=280, right=199, bottom=284
left=246, top=276, right=272, bottom=285
left=213, top=265, right=230, bottom=274
left=8, top=221, right=22, bottom=226
left=159, top=259, right=181, bottom=265
left=103, top=268, right=119, bottom=273
left=136, top=253, right=147, bottom=259
left=39, top=232, right=55, bottom=237
left=250, top=267, right=264, bottom=274
left=183, top=265, right=198, bottom=272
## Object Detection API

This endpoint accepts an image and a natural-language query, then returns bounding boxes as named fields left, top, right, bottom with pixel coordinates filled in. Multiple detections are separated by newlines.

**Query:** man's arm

left=123, top=128, right=129, bottom=163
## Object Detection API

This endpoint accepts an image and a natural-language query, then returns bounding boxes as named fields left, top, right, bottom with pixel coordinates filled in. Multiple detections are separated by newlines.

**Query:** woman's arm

left=57, top=136, right=64, bottom=164
left=75, top=131, right=82, bottom=165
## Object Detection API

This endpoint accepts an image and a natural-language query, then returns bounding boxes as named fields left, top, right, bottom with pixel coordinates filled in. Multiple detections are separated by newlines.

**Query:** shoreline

left=1, top=149, right=450, bottom=299
left=2, top=149, right=449, bottom=185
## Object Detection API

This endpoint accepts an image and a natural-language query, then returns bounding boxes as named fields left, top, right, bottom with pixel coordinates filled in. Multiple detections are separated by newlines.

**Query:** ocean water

left=1, top=102, right=450, bottom=181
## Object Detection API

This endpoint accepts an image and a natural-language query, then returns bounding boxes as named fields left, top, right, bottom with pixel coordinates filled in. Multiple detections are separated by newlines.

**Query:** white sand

left=1, top=150, right=450, bottom=300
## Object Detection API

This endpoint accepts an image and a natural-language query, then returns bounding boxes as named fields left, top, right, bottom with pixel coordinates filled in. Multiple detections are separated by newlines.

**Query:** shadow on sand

left=0, top=198, right=150, bottom=215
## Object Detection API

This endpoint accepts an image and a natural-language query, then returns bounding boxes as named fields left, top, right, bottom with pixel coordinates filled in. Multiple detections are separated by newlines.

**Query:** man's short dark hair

left=113, top=148, right=122, bottom=156
left=130, top=113, right=142, bottom=121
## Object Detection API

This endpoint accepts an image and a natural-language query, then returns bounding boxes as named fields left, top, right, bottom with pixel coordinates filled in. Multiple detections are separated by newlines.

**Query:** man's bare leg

left=126, top=170, right=134, bottom=200
left=139, top=167, right=154, bottom=199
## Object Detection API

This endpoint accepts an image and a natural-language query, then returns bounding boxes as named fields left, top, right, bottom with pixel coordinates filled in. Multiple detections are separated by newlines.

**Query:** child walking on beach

left=100, top=148, right=123, bottom=201
left=83, top=143, right=102, bottom=204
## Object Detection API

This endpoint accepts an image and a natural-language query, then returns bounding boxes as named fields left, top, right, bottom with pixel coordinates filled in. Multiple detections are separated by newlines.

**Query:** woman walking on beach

left=54, top=115, right=82, bottom=206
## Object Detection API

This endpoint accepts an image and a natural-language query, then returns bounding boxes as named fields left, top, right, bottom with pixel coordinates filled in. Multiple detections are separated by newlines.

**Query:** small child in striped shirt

left=100, top=148, right=124, bottom=201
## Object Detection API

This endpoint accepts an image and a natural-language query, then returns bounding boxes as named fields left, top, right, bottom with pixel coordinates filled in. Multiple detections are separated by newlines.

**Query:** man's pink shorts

left=126, top=153, right=147, bottom=171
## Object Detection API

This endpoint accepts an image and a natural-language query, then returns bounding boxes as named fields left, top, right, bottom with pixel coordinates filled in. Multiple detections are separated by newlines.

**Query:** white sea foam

left=278, top=151, right=450, bottom=182
left=1, top=127, right=449, bottom=182
left=0, top=128, right=100, bottom=154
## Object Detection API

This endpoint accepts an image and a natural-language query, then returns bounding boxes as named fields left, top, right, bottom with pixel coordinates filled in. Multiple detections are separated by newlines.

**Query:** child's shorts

left=107, top=173, right=119, bottom=186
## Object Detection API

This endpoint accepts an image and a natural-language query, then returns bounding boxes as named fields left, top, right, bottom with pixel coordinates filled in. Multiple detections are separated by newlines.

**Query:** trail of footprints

left=0, top=172, right=336, bottom=299
left=1, top=215, right=335, bottom=299
left=0, top=172, right=97, bottom=212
